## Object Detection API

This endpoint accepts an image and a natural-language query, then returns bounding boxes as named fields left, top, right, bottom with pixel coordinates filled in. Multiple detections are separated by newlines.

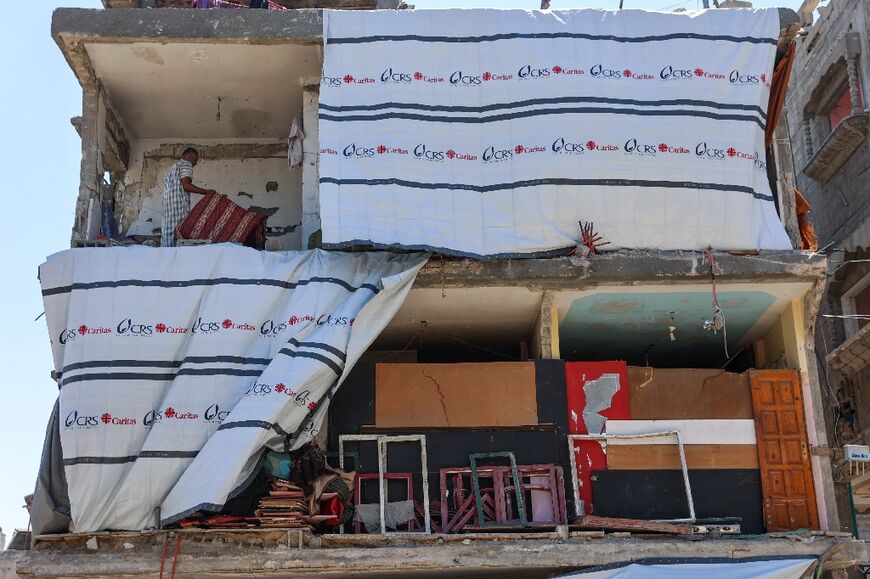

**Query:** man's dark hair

left=182, top=147, right=199, bottom=158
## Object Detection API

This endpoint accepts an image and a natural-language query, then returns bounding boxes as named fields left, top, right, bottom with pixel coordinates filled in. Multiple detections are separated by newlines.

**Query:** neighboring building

left=10, top=1, right=870, bottom=577
left=780, top=0, right=870, bottom=529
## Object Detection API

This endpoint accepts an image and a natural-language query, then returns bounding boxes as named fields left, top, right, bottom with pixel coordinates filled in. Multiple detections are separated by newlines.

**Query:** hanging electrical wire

left=703, top=248, right=729, bottom=358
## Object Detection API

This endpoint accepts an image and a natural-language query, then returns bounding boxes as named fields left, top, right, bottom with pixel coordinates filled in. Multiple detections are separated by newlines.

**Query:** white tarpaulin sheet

left=319, top=8, right=791, bottom=257
left=559, top=557, right=816, bottom=578
left=39, top=245, right=427, bottom=531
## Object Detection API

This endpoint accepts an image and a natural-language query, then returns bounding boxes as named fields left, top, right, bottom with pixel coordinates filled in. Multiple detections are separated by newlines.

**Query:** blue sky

left=0, top=0, right=805, bottom=536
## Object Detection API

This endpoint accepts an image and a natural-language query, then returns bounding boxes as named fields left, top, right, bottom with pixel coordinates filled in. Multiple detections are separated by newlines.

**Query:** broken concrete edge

left=51, top=7, right=324, bottom=86
left=412, top=250, right=828, bottom=290
left=17, top=534, right=870, bottom=576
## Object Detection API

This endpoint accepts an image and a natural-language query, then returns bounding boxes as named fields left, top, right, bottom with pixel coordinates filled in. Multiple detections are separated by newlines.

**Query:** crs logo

left=552, top=137, right=585, bottom=154
left=260, top=319, right=288, bottom=337
left=414, top=144, right=445, bottom=162
left=58, top=328, right=77, bottom=345
left=659, top=65, right=693, bottom=80
left=143, top=409, right=163, bottom=428
left=517, top=65, right=550, bottom=80
left=316, top=314, right=354, bottom=327
left=191, top=317, right=221, bottom=334
left=320, top=75, right=342, bottom=87
left=450, top=70, right=482, bottom=86
left=590, top=64, right=622, bottom=79
left=623, top=138, right=658, bottom=156
left=275, top=384, right=315, bottom=410
left=64, top=410, right=98, bottom=430
left=343, top=144, right=375, bottom=158
left=245, top=383, right=273, bottom=397
left=482, top=146, right=513, bottom=163
left=695, top=142, right=726, bottom=160
left=117, top=318, right=153, bottom=336
left=729, top=70, right=760, bottom=85
left=204, top=403, right=230, bottom=423
left=380, top=67, right=412, bottom=84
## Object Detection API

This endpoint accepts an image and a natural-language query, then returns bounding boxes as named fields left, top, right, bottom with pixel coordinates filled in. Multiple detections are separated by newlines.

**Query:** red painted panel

left=565, top=361, right=629, bottom=515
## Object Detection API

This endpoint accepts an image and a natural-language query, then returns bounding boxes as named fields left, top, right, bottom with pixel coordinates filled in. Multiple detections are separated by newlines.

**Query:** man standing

left=161, top=147, right=216, bottom=247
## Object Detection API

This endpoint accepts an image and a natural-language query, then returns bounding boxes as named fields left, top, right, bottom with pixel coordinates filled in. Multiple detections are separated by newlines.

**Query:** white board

left=605, top=419, right=757, bottom=445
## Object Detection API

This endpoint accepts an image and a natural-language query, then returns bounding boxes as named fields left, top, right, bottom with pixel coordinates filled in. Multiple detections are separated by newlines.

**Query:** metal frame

left=567, top=431, right=696, bottom=523
left=338, top=434, right=431, bottom=534
left=469, top=452, right=528, bottom=527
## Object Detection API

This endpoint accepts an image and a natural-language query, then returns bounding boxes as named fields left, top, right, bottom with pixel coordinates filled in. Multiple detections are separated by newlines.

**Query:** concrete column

left=531, top=291, right=560, bottom=360
left=772, top=108, right=802, bottom=249
left=301, top=78, right=321, bottom=249
left=72, top=83, right=101, bottom=244
left=794, top=285, right=843, bottom=531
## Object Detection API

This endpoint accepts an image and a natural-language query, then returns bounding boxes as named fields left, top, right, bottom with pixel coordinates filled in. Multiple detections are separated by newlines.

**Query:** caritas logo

left=221, top=319, right=256, bottom=332
left=162, top=406, right=199, bottom=420
left=376, top=145, right=409, bottom=156
left=342, top=74, right=375, bottom=85
left=449, top=70, right=512, bottom=86
left=413, top=144, right=477, bottom=162
left=413, top=71, right=445, bottom=83
left=551, top=65, right=584, bottom=76
left=57, top=323, right=112, bottom=345
left=319, top=147, right=338, bottom=155
left=154, top=322, right=187, bottom=335
left=583, top=140, right=620, bottom=153
left=99, top=412, right=137, bottom=426
left=64, top=410, right=98, bottom=430
left=512, top=144, right=547, bottom=155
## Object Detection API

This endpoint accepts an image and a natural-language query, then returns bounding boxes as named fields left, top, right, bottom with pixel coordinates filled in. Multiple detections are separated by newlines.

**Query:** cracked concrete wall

left=117, top=139, right=302, bottom=249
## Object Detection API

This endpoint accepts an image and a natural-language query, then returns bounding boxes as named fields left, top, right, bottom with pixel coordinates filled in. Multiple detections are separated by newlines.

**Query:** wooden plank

left=572, top=515, right=693, bottom=535
left=606, top=444, right=759, bottom=470
left=749, top=369, right=819, bottom=532
left=375, top=362, right=537, bottom=428
left=627, top=367, right=753, bottom=419
left=605, top=419, right=757, bottom=445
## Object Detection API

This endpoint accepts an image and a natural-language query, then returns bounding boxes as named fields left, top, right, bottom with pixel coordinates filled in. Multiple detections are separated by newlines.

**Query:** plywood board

left=605, top=419, right=757, bottom=444
left=606, top=444, right=759, bottom=470
left=375, top=362, right=537, bottom=428
left=627, top=367, right=752, bottom=420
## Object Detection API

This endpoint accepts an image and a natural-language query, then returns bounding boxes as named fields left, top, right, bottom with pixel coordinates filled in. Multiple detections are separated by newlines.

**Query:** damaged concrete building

left=7, top=0, right=870, bottom=577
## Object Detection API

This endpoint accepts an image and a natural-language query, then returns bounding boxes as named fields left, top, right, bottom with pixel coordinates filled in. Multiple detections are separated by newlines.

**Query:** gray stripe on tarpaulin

left=59, top=356, right=272, bottom=380
left=320, top=177, right=774, bottom=202
left=42, top=276, right=380, bottom=297
left=59, top=368, right=263, bottom=386
left=288, top=338, right=347, bottom=362
left=327, top=32, right=777, bottom=45
left=63, top=450, right=199, bottom=466
left=319, top=95, right=767, bottom=120
left=555, top=555, right=818, bottom=576
left=320, top=106, right=766, bottom=130
left=278, top=347, right=345, bottom=376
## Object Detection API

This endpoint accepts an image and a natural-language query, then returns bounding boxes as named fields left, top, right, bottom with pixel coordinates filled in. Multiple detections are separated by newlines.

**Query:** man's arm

left=181, top=177, right=216, bottom=196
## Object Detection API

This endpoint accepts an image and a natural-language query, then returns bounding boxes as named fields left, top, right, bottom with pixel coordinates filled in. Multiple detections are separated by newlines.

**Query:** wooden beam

left=607, top=444, right=759, bottom=470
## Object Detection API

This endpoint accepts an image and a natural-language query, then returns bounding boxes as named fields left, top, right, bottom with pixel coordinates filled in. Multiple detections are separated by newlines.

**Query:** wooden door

left=749, top=369, right=819, bottom=531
